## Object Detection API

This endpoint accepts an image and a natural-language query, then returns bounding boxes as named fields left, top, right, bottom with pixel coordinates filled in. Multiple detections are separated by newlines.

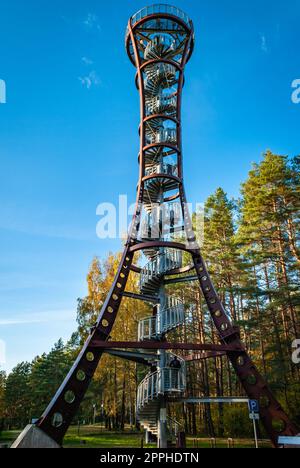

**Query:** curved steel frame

left=31, top=6, right=298, bottom=447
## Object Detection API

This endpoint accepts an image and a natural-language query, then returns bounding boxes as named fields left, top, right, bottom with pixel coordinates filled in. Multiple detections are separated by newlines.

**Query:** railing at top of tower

left=133, top=5, right=191, bottom=26
left=127, top=4, right=193, bottom=31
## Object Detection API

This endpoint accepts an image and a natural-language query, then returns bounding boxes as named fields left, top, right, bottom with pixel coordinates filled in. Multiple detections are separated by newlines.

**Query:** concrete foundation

left=11, top=425, right=61, bottom=449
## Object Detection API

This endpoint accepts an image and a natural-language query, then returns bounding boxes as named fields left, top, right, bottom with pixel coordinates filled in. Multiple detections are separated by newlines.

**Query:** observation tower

left=12, top=5, right=298, bottom=449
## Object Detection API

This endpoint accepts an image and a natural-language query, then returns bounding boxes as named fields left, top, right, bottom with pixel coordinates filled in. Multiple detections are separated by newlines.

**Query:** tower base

left=11, top=425, right=61, bottom=449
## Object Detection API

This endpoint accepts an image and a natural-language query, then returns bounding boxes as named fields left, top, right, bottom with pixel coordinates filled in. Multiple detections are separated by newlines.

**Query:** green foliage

left=0, top=371, right=6, bottom=434
left=223, top=407, right=252, bottom=438
left=76, top=257, right=104, bottom=341
left=5, top=363, right=31, bottom=427
left=29, top=340, right=74, bottom=419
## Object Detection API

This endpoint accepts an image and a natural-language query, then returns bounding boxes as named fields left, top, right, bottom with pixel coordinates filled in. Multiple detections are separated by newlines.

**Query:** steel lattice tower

left=13, top=4, right=298, bottom=449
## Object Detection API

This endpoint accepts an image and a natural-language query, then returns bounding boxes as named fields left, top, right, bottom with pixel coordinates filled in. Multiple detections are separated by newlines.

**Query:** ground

left=0, top=426, right=272, bottom=448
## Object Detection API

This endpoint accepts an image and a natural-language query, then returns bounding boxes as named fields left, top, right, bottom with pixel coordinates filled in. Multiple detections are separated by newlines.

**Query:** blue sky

left=0, top=0, right=299, bottom=373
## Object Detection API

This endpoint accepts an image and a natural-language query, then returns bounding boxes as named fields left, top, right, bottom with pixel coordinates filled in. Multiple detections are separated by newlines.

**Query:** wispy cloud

left=79, top=71, right=101, bottom=89
left=0, top=319, right=44, bottom=326
left=83, top=13, right=101, bottom=32
left=0, top=221, right=94, bottom=241
left=260, top=34, right=268, bottom=53
left=0, top=274, right=59, bottom=292
left=82, top=56, right=94, bottom=66
left=0, top=202, right=95, bottom=241
left=0, top=310, right=75, bottom=327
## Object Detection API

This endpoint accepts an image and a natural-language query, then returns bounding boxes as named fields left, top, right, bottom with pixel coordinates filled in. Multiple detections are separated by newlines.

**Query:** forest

left=0, top=151, right=299, bottom=439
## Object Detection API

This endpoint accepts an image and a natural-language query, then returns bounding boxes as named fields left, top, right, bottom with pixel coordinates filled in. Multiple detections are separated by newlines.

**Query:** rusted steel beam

left=142, top=173, right=181, bottom=184
left=129, top=241, right=188, bottom=254
left=165, top=264, right=195, bottom=276
left=143, top=114, right=179, bottom=125
left=190, top=249, right=300, bottom=447
left=90, top=340, right=242, bottom=353
left=143, top=142, right=180, bottom=153
left=164, top=192, right=180, bottom=203
left=105, top=349, right=157, bottom=366
left=130, top=264, right=141, bottom=273
left=138, top=58, right=182, bottom=75
left=37, top=248, right=135, bottom=444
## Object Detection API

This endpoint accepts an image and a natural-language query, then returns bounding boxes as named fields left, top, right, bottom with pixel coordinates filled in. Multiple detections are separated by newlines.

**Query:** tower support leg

left=191, top=248, right=299, bottom=447
left=11, top=425, right=61, bottom=449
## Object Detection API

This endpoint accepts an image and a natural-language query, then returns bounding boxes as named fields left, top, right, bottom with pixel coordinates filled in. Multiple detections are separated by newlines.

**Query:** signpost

left=186, top=398, right=262, bottom=448
left=248, top=400, right=260, bottom=448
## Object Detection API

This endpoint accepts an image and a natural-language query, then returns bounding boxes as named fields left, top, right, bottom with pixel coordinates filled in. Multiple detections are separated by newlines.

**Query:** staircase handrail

left=138, top=300, right=185, bottom=340
left=137, top=364, right=186, bottom=411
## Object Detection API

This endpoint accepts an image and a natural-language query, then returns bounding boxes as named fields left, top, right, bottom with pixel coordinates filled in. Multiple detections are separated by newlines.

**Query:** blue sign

left=248, top=400, right=260, bottom=414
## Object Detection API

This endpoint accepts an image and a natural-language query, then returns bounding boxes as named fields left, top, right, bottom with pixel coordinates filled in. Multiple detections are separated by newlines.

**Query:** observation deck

left=126, top=4, right=195, bottom=67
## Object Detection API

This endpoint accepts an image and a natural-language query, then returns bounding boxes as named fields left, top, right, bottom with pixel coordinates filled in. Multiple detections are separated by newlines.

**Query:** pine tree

left=0, top=371, right=6, bottom=432
left=203, top=187, right=243, bottom=322
left=29, top=340, right=73, bottom=419
left=5, top=363, right=31, bottom=427
left=238, top=151, right=300, bottom=410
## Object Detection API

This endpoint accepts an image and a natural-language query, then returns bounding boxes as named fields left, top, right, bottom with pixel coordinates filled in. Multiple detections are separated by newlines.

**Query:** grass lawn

left=0, top=430, right=21, bottom=448
left=64, top=426, right=148, bottom=448
left=0, top=426, right=272, bottom=449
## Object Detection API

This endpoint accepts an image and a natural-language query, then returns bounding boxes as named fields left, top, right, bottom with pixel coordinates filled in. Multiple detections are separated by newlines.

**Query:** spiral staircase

left=135, top=30, right=187, bottom=446
left=137, top=250, right=186, bottom=442
left=140, top=249, right=182, bottom=295
left=138, top=296, right=184, bottom=341
left=137, top=359, right=186, bottom=441
left=136, top=294, right=186, bottom=443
